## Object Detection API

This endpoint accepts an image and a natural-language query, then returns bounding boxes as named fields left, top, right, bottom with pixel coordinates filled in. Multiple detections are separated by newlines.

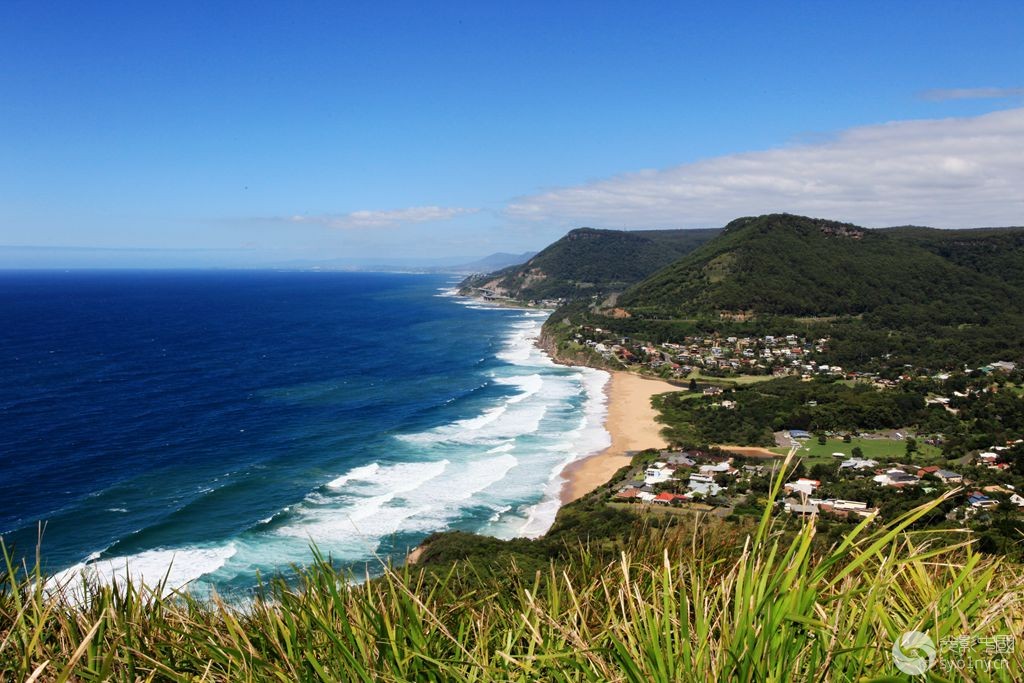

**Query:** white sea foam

left=275, top=454, right=517, bottom=545
left=398, top=402, right=548, bottom=446
left=47, top=544, right=237, bottom=601
left=494, top=373, right=544, bottom=403
left=326, top=462, right=382, bottom=489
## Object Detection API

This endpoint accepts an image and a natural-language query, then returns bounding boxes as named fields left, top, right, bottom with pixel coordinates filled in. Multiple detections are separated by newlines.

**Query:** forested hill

left=882, top=225, right=1024, bottom=291
left=620, top=214, right=1024, bottom=322
left=458, top=226, right=720, bottom=302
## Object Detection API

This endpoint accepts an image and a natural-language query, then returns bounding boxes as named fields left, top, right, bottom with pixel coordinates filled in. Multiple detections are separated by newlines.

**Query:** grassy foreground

left=3, top=460, right=1023, bottom=681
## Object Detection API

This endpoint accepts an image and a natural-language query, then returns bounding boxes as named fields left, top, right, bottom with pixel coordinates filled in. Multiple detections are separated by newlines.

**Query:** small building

left=933, top=469, right=963, bottom=484
left=783, top=498, right=819, bottom=515
left=968, top=492, right=997, bottom=509
left=652, top=492, right=683, bottom=504
left=840, top=457, right=878, bottom=471
left=784, top=478, right=820, bottom=496
left=873, top=469, right=920, bottom=487
left=830, top=499, right=868, bottom=511
left=665, top=453, right=696, bottom=467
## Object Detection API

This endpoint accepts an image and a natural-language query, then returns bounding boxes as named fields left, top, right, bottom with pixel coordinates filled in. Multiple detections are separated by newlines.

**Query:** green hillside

left=459, top=226, right=720, bottom=301
left=533, top=214, right=1024, bottom=368
left=884, top=225, right=1024, bottom=290
left=621, top=214, right=1024, bottom=320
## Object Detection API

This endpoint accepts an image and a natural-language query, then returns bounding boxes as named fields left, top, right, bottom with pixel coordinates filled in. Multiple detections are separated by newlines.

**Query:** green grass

left=3, top=456, right=1022, bottom=681
left=770, top=436, right=944, bottom=467
left=685, top=370, right=777, bottom=386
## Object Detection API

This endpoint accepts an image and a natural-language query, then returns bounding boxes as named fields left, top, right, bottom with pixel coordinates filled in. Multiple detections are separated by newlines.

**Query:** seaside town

left=557, top=323, right=1024, bottom=555
left=606, top=438, right=1024, bottom=526
left=571, top=326, right=842, bottom=379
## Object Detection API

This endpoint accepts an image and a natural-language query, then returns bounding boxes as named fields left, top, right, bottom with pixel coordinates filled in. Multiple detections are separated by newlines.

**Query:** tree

left=852, top=446, right=864, bottom=458
left=905, top=437, right=918, bottom=456
left=688, top=378, right=698, bottom=392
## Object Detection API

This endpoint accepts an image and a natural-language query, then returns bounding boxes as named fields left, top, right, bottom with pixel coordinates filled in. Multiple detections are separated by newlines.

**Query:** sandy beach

left=560, top=371, right=682, bottom=502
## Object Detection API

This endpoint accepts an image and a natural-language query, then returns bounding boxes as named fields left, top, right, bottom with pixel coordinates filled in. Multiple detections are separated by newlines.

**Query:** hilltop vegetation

left=621, top=214, right=1024, bottom=319
left=539, top=214, right=1024, bottom=368
left=653, top=375, right=927, bottom=447
left=459, top=227, right=719, bottom=302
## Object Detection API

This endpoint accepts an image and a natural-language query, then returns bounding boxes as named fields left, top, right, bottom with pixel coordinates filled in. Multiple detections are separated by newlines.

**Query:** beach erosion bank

left=559, top=370, right=680, bottom=503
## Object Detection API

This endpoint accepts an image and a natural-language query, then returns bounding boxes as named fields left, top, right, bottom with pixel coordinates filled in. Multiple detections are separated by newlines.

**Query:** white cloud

left=289, top=206, right=478, bottom=229
left=506, top=107, right=1024, bottom=229
left=920, top=87, right=1024, bottom=101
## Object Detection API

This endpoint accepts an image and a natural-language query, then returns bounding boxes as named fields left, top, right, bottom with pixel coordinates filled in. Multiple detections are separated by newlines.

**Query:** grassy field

left=769, top=436, right=944, bottom=467
left=607, top=501, right=720, bottom=518
left=685, top=370, right=777, bottom=386
left=3, top=463, right=1022, bottom=681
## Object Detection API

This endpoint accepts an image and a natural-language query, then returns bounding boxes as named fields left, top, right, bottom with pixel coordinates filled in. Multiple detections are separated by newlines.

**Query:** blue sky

left=2, top=1, right=1023, bottom=266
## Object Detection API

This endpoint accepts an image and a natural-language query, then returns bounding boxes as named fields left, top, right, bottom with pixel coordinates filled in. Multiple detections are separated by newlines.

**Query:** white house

left=784, top=478, right=820, bottom=496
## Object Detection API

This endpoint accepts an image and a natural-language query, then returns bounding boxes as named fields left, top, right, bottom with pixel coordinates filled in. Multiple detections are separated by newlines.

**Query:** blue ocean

left=0, top=271, right=609, bottom=595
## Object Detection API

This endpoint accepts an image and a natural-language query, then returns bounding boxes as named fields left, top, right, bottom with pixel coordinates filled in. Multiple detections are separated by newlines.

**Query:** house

left=667, top=454, right=696, bottom=467
left=1010, top=493, right=1024, bottom=508
left=933, top=469, right=963, bottom=484
left=614, top=487, right=642, bottom=500
left=783, top=497, right=819, bottom=515
left=637, top=491, right=658, bottom=503
left=873, top=469, right=920, bottom=487
left=652, top=492, right=683, bottom=504
left=840, top=457, right=878, bottom=471
left=687, top=474, right=722, bottom=497
left=967, top=492, right=997, bottom=509
left=788, top=429, right=811, bottom=440
left=978, top=452, right=999, bottom=463
left=784, top=478, right=820, bottom=496
left=699, top=461, right=733, bottom=475
left=829, top=499, right=869, bottom=511
left=644, top=463, right=676, bottom=485
left=917, top=466, right=940, bottom=477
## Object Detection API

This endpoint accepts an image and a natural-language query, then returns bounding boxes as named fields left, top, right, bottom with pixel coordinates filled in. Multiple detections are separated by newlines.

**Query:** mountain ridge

left=458, top=226, right=720, bottom=302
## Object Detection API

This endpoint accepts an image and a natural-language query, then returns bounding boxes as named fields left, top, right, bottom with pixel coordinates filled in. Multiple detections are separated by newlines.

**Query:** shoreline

left=455, top=294, right=684, bottom=512
left=559, top=371, right=681, bottom=503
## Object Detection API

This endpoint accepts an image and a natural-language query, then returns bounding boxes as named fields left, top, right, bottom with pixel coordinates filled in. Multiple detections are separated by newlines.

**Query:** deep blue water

left=0, top=271, right=608, bottom=594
